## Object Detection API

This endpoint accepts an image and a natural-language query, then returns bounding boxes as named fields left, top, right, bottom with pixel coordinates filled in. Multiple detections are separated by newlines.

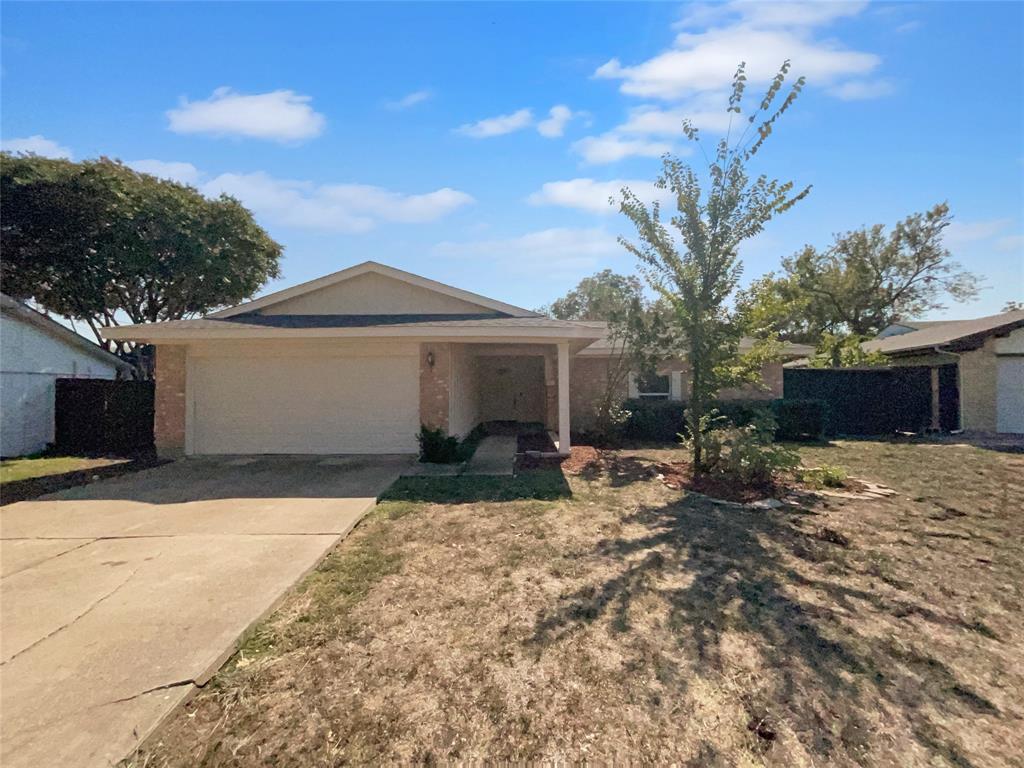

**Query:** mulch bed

left=0, top=455, right=165, bottom=505
left=651, top=460, right=778, bottom=503
left=517, top=444, right=875, bottom=504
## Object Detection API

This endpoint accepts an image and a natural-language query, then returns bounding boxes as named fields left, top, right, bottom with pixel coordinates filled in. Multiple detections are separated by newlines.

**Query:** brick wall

left=570, top=356, right=628, bottom=430
left=543, top=348, right=558, bottom=430
left=419, top=342, right=452, bottom=432
left=570, top=356, right=785, bottom=429
left=154, top=344, right=186, bottom=456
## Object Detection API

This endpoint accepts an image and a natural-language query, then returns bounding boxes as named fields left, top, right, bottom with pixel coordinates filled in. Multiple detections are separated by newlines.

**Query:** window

left=634, top=370, right=670, bottom=400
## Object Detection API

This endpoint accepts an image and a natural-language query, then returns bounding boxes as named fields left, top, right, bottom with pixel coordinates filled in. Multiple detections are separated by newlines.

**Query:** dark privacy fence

left=783, top=365, right=959, bottom=435
left=55, top=379, right=155, bottom=454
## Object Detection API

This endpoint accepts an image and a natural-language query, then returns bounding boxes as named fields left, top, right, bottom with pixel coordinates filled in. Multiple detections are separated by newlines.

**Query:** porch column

left=557, top=340, right=571, bottom=454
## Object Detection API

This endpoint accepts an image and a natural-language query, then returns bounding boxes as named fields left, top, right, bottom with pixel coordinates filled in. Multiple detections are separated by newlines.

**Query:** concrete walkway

left=463, top=435, right=517, bottom=476
left=0, top=454, right=412, bottom=768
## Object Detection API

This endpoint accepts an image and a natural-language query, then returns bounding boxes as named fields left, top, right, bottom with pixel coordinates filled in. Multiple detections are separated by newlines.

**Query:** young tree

left=808, top=333, right=887, bottom=368
left=736, top=203, right=982, bottom=344
left=1, top=154, right=283, bottom=355
left=618, top=62, right=810, bottom=471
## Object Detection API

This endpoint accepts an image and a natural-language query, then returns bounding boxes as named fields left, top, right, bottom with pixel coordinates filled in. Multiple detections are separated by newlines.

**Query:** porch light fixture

left=426, top=351, right=435, bottom=368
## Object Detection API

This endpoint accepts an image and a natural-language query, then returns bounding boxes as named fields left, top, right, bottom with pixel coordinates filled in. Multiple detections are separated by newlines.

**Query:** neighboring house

left=874, top=319, right=952, bottom=339
left=862, top=309, right=1024, bottom=434
left=102, top=261, right=811, bottom=457
left=1, top=293, right=133, bottom=457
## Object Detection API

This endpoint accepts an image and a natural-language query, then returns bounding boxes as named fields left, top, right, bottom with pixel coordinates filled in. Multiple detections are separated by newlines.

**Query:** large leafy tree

left=1, top=154, right=282, bottom=353
left=736, top=203, right=981, bottom=344
left=541, top=270, right=669, bottom=438
left=618, top=62, right=809, bottom=471
left=540, top=269, right=645, bottom=321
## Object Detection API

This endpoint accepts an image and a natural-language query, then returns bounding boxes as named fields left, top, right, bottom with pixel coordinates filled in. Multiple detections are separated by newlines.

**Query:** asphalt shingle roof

left=863, top=309, right=1024, bottom=354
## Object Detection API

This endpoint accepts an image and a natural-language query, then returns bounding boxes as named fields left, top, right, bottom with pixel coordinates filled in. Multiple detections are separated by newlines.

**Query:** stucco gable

left=211, top=261, right=539, bottom=319
left=259, top=271, right=496, bottom=316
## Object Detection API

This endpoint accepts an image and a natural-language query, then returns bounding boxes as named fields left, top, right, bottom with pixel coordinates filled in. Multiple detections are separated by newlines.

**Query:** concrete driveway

left=0, top=454, right=412, bottom=768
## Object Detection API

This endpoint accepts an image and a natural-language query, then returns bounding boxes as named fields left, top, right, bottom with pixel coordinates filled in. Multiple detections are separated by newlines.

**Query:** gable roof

left=210, top=261, right=540, bottom=319
left=864, top=309, right=1024, bottom=355
left=0, top=293, right=133, bottom=372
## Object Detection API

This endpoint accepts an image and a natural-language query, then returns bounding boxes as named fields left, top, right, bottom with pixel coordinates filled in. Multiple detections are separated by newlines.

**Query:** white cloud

left=386, top=89, right=433, bottom=110
left=944, top=218, right=1013, bottom=248
left=129, top=159, right=202, bottom=185
left=527, top=178, right=670, bottom=215
left=166, top=87, right=326, bottom=142
left=456, top=108, right=533, bottom=138
left=996, top=234, right=1024, bottom=253
left=829, top=79, right=895, bottom=100
left=537, top=105, right=577, bottom=138
left=617, top=101, right=738, bottom=136
left=433, top=227, right=620, bottom=272
left=596, top=1, right=880, bottom=101
left=572, top=133, right=673, bottom=164
left=676, top=1, right=868, bottom=31
left=204, top=171, right=474, bottom=233
left=1, top=135, right=72, bottom=158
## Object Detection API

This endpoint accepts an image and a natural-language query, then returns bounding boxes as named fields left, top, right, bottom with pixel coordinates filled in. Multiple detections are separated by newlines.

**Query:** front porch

left=418, top=341, right=578, bottom=454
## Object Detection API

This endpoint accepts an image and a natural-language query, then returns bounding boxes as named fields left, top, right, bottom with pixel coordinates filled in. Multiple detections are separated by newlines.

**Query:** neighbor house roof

left=1, top=293, right=133, bottom=372
left=876, top=319, right=956, bottom=338
left=863, top=309, right=1024, bottom=355
left=209, top=261, right=541, bottom=319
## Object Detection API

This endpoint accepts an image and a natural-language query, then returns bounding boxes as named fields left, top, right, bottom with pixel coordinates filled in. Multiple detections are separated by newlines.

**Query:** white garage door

left=996, top=357, right=1024, bottom=434
left=191, top=351, right=419, bottom=454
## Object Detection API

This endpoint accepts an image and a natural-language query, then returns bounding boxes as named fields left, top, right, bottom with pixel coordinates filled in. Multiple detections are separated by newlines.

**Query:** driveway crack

left=1, top=561, right=147, bottom=666
left=0, top=538, right=98, bottom=580
left=105, top=678, right=203, bottom=706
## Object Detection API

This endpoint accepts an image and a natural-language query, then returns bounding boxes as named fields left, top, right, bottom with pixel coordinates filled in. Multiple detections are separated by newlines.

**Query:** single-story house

left=103, top=261, right=809, bottom=457
left=1, top=293, right=133, bottom=457
left=862, top=309, right=1024, bottom=434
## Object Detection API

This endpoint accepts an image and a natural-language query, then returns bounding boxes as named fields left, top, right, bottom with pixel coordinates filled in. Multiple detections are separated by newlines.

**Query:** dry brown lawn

left=133, top=440, right=1024, bottom=767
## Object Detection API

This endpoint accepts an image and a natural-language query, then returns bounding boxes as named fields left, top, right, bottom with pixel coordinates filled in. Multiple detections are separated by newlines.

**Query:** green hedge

left=619, top=397, right=827, bottom=443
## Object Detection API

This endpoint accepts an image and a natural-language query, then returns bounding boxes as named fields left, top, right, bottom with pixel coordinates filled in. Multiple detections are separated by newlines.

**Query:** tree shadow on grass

left=530, top=494, right=999, bottom=766
left=380, top=468, right=571, bottom=504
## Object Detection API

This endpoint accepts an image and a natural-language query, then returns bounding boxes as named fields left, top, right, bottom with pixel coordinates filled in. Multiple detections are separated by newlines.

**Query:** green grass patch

left=230, top=502, right=415, bottom=668
left=381, top=468, right=571, bottom=504
left=799, top=464, right=849, bottom=488
left=0, top=455, right=127, bottom=484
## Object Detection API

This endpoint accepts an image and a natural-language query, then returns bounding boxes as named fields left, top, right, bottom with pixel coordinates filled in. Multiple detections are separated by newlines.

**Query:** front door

left=477, top=356, right=545, bottom=424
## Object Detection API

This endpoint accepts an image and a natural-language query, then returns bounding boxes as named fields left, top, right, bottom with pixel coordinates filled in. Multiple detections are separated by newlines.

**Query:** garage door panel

left=996, top=358, right=1024, bottom=434
left=192, top=353, right=419, bottom=454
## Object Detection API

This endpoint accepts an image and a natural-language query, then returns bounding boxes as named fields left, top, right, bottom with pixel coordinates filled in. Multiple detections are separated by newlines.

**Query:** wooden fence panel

left=55, top=379, right=155, bottom=454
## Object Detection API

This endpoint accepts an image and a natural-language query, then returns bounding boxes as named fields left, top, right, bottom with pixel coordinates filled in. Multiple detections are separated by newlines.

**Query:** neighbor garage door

left=190, top=348, right=419, bottom=454
left=996, top=357, right=1024, bottom=434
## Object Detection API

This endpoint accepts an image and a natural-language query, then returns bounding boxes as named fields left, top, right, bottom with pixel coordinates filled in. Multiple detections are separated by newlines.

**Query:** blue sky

left=3, top=1, right=1022, bottom=319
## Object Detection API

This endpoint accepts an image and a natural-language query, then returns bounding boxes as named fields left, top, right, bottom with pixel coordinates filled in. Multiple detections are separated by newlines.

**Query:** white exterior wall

left=1, top=313, right=119, bottom=457
left=448, top=345, right=481, bottom=438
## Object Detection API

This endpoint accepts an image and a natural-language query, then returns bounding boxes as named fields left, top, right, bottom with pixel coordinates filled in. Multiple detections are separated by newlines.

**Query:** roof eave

left=101, top=324, right=605, bottom=343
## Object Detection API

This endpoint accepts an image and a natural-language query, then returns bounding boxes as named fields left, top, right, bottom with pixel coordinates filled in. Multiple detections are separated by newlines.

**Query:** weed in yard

left=134, top=440, right=1024, bottom=767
